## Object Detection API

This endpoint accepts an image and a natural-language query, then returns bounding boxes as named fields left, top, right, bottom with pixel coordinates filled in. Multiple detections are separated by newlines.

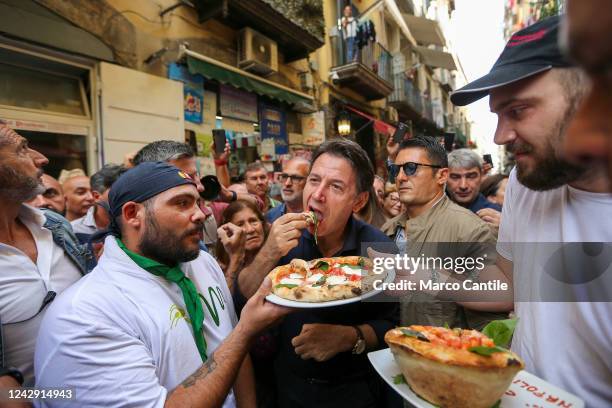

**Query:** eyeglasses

left=278, top=173, right=306, bottom=183
left=388, top=162, right=442, bottom=179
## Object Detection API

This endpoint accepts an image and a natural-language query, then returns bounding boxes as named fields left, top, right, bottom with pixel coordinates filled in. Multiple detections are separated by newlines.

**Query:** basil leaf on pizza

left=482, top=318, right=518, bottom=347
left=468, top=345, right=508, bottom=356
left=274, top=284, right=298, bottom=289
left=400, top=328, right=430, bottom=342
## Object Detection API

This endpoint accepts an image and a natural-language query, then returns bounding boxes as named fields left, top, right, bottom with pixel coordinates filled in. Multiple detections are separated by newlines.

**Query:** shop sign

left=168, top=63, right=205, bottom=124
left=4, top=119, right=88, bottom=135
left=301, top=111, right=325, bottom=145
left=219, top=84, right=258, bottom=122
left=260, top=104, right=288, bottom=155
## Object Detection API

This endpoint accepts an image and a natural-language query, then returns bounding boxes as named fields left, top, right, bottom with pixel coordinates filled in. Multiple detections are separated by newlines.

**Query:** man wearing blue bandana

left=34, top=161, right=290, bottom=407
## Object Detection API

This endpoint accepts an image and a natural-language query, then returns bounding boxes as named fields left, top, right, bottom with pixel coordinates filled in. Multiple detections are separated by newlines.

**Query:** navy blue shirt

left=467, top=193, right=502, bottom=213
left=275, top=217, right=399, bottom=380
left=266, top=203, right=286, bottom=224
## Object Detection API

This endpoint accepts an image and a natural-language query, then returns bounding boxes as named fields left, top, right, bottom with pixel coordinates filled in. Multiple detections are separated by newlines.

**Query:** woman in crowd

left=215, top=200, right=268, bottom=293
left=382, top=182, right=402, bottom=220
left=480, top=174, right=509, bottom=207
left=215, top=199, right=278, bottom=408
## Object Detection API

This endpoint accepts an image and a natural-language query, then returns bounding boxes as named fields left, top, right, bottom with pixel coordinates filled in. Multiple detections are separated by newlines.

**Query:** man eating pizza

left=234, top=139, right=399, bottom=408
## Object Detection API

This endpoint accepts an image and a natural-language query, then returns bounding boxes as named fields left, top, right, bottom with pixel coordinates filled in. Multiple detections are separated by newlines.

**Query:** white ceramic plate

left=368, top=348, right=584, bottom=408
left=265, top=268, right=395, bottom=308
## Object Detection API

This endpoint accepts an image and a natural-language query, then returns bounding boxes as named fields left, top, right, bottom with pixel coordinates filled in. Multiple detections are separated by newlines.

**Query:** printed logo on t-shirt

left=199, top=286, right=225, bottom=327
left=168, top=286, right=226, bottom=329
left=169, top=304, right=190, bottom=328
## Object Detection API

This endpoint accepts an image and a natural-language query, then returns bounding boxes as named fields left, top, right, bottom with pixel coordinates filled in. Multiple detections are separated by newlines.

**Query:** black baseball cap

left=451, top=16, right=573, bottom=106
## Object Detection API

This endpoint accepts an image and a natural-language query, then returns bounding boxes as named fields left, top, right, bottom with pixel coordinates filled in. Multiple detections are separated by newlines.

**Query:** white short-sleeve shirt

left=34, top=236, right=238, bottom=408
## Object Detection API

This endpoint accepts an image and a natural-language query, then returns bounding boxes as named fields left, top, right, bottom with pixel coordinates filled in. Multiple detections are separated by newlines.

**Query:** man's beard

left=139, top=208, right=202, bottom=266
left=281, top=190, right=301, bottom=205
left=0, top=165, right=44, bottom=202
left=510, top=107, right=588, bottom=191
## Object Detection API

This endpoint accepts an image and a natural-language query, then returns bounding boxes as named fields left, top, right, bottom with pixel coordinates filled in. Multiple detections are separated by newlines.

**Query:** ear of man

left=351, top=191, right=369, bottom=213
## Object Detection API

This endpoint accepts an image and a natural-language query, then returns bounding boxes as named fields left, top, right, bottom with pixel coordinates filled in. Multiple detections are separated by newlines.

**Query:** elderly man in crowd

left=244, top=162, right=280, bottom=212
left=266, top=157, right=310, bottom=223
left=35, top=162, right=290, bottom=407
left=61, top=172, right=94, bottom=222
left=446, top=148, right=502, bottom=230
left=0, top=121, right=88, bottom=389
left=235, top=139, right=398, bottom=408
left=25, top=174, right=66, bottom=215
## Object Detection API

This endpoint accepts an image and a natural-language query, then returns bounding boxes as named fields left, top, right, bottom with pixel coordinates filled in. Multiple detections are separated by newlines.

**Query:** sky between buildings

left=451, top=0, right=506, bottom=168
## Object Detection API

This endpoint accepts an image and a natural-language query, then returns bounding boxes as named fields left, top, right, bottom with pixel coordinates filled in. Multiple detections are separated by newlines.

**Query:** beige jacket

left=381, top=194, right=507, bottom=330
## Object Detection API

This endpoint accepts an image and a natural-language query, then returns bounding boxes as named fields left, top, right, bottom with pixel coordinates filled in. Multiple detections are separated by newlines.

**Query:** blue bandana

left=104, top=161, right=196, bottom=236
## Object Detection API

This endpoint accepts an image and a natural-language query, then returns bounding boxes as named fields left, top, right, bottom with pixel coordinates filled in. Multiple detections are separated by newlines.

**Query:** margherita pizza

left=385, top=325, right=524, bottom=408
left=268, top=256, right=379, bottom=302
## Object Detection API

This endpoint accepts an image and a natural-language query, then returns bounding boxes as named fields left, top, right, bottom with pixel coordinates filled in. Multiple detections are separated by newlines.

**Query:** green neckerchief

left=116, top=238, right=207, bottom=362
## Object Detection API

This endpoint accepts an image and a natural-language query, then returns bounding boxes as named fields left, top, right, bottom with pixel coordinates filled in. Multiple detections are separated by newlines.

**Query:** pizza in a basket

left=386, top=325, right=524, bottom=408
left=268, top=256, right=379, bottom=302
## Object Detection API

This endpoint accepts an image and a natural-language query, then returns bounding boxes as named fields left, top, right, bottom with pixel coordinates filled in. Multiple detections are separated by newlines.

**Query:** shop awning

left=416, top=46, right=457, bottom=71
left=185, top=49, right=313, bottom=106
left=402, top=14, right=446, bottom=46
left=347, top=106, right=396, bottom=135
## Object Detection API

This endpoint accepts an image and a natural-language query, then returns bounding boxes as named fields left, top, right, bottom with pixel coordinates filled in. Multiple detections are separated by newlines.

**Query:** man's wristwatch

left=0, top=367, right=24, bottom=385
left=351, top=326, right=366, bottom=355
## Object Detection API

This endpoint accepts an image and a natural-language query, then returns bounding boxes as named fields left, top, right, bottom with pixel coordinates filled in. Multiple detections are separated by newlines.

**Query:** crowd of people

left=0, top=8, right=610, bottom=408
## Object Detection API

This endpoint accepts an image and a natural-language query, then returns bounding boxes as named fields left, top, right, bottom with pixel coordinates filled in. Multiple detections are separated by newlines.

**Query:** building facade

left=0, top=0, right=472, bottom=180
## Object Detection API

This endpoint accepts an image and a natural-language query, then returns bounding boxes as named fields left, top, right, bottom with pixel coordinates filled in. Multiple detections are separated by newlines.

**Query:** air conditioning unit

left=238, top=27, right=278, bottom=76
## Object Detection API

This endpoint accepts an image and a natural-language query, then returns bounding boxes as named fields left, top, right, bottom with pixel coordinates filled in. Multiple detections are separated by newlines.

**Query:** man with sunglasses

left=267, top=157, right=310, bottom=223
left=0, top=121, right=88, bottom=387
left=381, top=136, right=504, bottom=330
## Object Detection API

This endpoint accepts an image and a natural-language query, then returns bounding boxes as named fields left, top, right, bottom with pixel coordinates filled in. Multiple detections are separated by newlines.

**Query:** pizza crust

left=385, top=328, right=524, bottom=408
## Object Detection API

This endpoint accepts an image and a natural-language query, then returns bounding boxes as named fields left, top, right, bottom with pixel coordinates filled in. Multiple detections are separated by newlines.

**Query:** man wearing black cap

left=34, top=162, right=290, bottom=407
left=447, top=16, right=612, bottom=406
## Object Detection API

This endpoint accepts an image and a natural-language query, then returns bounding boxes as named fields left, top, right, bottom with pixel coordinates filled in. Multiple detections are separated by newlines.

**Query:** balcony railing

left=330, top=36, right=394, bottom=100
left=333, top=38, right=393, bottom=84
left=389, top=74, right=423, bottom=113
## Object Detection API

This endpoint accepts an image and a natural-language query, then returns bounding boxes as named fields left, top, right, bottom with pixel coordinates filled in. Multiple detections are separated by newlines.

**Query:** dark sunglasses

left=389, top=161, right=442, bottom=179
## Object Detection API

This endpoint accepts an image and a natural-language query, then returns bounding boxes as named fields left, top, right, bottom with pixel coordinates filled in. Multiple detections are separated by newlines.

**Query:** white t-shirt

left=0, top=205, right=82, bottom=385
left=34, top=236, right=238, bottom=408
left=497, top=169, right=612, bottom=407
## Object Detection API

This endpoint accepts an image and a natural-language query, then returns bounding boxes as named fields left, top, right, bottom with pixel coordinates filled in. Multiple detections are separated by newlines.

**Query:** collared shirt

left=0, top=205, right=82, bottom=385
left=381, top=195, right=503, bottom=330
left=467, top=193, right=502, bottom=214
left=266, top=203, right=287, bottom=224
left=35, top=236, right=237, bottom=407
left=70, top=206, right=97, bottom=236
left=273, top=217, right=398, bottom=381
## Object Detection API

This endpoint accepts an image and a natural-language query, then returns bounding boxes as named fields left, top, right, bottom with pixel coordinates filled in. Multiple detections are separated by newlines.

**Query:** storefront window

left=0, top=62, right=87, bottom=116
left=19, top=130, right=87, bottom=178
